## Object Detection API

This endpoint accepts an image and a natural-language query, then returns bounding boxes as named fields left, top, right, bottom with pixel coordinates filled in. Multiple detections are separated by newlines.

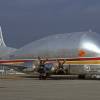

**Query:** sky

left=0, top=0, right=100, bottom=48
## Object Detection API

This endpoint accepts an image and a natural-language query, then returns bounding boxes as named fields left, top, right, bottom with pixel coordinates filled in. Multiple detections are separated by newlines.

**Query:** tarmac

left=0, top=77, right=100, bottom=100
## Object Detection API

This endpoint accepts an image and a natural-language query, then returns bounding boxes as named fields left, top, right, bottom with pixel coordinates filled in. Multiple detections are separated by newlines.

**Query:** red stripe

left=0, top=60, right=32, bottom=63
left=0, top=57, right=100, bottom=64
left=45, top=57, right=100, bottom=61
left=69, top=57, right=100, bottom=61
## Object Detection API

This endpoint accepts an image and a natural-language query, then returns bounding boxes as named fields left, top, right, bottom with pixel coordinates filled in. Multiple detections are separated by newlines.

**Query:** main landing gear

left=54, top=59, right=66, bottom=75
left=37, top=57, right=49, bottom=80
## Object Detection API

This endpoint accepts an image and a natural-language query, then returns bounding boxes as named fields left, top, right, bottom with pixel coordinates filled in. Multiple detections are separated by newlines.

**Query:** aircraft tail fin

left=0, top=26, right=6, bottom=47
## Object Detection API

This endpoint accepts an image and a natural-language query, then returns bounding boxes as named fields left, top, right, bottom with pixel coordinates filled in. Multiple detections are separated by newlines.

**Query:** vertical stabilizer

left=0, top=26, right=6, bottom=47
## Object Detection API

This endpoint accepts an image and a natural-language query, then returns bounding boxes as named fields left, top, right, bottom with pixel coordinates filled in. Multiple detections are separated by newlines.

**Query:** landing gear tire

left=39, top=73, right=49, bottom=80
left=78, top=74, right=86, bottom=79
left=56, top=69, right=65, bottom=75
left=39, top=75, right=46, bottom=80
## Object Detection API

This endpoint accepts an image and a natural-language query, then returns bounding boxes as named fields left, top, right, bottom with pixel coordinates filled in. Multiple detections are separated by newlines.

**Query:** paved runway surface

left=0, top=78, right=100, bottom=100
